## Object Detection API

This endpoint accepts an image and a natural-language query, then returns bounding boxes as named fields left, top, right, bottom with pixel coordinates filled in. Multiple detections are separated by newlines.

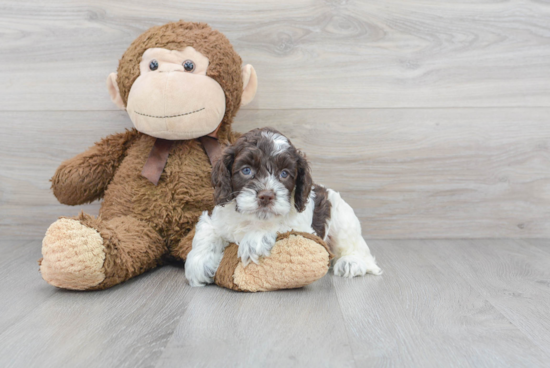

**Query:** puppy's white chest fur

left=211, top=195, right=316, bottom=245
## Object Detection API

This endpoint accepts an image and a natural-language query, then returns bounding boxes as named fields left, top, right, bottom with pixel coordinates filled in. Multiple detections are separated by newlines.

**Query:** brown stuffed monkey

left=39, top=21, right=331, bottom=292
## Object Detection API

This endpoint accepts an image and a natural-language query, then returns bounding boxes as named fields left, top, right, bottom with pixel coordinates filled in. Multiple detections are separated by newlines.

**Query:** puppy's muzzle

left=258, top=190, right=275, bottom=207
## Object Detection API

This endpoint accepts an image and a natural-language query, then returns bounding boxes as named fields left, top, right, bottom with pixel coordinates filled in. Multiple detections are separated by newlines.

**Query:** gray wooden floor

left=1, top=238, right=550, bottom=368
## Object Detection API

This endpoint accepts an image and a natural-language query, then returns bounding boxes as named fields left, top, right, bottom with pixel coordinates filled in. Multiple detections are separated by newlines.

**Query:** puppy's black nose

left=258, top=190, right=275, bottom=207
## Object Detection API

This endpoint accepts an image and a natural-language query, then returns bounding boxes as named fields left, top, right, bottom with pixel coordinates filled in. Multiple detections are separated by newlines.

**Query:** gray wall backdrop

left=1, top=0, right=549, bottom=238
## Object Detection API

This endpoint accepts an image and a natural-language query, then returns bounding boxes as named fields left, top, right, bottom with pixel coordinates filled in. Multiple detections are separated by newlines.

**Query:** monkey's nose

left=258, top=190, right=275, bottom=207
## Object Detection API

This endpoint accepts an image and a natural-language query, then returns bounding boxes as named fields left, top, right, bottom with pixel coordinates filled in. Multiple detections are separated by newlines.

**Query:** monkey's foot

left=214, top=231, right=333, bottom=292
left=40, top=218, right=106, bottom=290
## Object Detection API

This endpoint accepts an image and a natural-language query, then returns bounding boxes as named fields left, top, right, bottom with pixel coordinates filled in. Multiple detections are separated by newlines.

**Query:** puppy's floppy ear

left=211, top=146, right=236, bottom=206
left=294, top=151, right=313, bottom=212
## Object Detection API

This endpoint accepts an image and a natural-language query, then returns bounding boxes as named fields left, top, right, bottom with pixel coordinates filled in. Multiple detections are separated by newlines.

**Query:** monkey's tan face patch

left=126, top=47, right=226, bottom=140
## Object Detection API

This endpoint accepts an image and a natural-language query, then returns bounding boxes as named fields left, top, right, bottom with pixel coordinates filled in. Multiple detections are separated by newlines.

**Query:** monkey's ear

left=106, top=73, right=126, bottom=110
left=240, top=64, right=258, bottom=106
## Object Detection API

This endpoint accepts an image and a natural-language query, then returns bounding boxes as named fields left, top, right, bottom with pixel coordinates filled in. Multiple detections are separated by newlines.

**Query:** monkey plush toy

left=39, top=21, right=332, bottom=292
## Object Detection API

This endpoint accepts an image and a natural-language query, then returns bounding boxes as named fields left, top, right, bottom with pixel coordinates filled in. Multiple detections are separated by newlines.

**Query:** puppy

left=185, top=127, right=381, bottom=287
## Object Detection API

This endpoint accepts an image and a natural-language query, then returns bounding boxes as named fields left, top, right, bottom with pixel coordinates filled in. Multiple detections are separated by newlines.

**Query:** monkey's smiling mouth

left=134, top=107, right=205, bottom=119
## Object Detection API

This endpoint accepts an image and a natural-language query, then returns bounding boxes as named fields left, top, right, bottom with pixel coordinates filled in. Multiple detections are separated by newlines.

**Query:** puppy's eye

left=149, top=59, right=159, bottom=71
left=183, top=60, right=195, bottom=72
left=280, top=170, right=289, bottom=179
left=241, top=167, right=252, bottom=175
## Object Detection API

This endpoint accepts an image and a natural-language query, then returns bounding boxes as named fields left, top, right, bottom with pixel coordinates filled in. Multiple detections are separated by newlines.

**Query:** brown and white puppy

left=185, top=128, right=381, bottom=287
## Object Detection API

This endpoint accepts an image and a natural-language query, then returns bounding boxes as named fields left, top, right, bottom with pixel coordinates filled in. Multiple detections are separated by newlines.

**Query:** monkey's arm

left=51, top=129, right=140, bottom=205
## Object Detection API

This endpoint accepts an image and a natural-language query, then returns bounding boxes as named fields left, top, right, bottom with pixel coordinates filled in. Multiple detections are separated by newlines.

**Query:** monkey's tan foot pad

left=214, top=231, right=334, bottom=292
left=40, top=218, right=106, bottom=290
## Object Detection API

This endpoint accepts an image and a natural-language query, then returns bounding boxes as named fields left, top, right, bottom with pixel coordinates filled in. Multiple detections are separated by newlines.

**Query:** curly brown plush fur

left=51, top=129, right=140, bottom=205
left=46, top=131, right=231, bottom=288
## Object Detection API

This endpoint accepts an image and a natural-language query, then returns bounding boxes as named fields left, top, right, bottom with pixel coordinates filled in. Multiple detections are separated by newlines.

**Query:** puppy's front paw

left=333, top=255, right=382, bottom=278
left=185, top=249, right=223, bottom=287
left=238, top=233, right=277, bottom=266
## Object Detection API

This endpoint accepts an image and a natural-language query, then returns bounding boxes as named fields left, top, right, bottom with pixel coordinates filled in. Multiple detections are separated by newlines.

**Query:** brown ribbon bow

left=141, top=136, right=222, bottom=185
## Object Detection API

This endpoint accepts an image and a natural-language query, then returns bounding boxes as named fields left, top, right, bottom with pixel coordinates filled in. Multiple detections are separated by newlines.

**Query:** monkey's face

left=107, top=45, right=257, bottom=140
left=129, top=47, right=226, bottom=140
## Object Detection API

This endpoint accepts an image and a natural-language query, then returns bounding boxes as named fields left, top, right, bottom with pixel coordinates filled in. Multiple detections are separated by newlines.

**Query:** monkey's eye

left=241, top=167, right=252, bottom=176
left=183, top=60, right=195, bottom=72
left=280, top=170, right=289, bottom=179
left=149, top=60, right=159, bottom=71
